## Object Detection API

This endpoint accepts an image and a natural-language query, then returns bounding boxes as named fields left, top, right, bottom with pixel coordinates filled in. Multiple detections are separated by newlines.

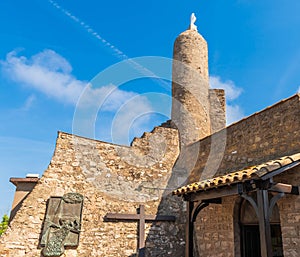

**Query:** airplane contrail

left=48, top=0, right=129, bottom=60
left=48, top=0, right=170, bottom=89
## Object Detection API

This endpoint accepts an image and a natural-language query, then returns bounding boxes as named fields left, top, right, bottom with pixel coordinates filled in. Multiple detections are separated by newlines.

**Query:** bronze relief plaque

left=40, top=193, right=84, bottom=257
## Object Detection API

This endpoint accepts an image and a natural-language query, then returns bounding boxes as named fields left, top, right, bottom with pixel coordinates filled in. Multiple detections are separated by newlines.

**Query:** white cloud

left=210, top=75, right=244, bottom=124
left=80, top=84, right=139, bottom=112
left=74, top=84, right=154, bottom=144
left=1, top=49, right=154, bottom=144
left=31, top=49, right=72, bottom=73
left=0, top=49, right=151, bottom=111
left=1, top=50, right=84, bottom=104
left=210, top=75, right=242, bottom=101
left=226, top=105, right=244, bottom=125
left=1, top=49, right=245, bottom=142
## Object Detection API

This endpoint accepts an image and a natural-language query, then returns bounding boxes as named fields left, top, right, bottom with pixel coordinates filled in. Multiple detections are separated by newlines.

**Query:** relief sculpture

left=40, top=193, right=84, bottom=257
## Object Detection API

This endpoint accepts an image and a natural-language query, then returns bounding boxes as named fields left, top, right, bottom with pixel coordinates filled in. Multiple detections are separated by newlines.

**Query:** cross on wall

left=104, top=204, right=176, bottom=257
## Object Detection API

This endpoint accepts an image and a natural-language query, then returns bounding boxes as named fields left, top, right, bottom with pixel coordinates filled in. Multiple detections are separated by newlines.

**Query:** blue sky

left=1, top=0, right=300, bottom=217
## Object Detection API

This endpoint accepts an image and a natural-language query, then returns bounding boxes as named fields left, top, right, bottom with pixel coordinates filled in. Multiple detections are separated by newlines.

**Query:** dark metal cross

left=104, top=204, right=176, bottom=257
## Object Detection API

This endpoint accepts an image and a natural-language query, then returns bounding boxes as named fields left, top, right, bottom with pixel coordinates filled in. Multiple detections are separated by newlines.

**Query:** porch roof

left=173, top=153, right=300, bottom=197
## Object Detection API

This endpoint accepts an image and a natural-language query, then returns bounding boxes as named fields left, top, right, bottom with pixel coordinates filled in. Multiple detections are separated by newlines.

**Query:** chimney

left=9, top=174, right=39, bottom=222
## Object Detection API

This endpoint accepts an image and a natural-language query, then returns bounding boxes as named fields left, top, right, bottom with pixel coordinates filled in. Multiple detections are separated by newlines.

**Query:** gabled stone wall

left=0, top=126, right=186, bottom=257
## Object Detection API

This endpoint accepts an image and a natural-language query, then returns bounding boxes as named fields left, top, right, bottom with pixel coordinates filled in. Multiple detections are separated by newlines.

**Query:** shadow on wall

left=142, top=154, right=187, bottom=257
left=143, top=191, right=186, bottom=256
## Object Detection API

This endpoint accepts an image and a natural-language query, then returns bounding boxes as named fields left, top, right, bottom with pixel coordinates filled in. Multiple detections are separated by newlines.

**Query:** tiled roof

left=173, top=153, right=300, bottom=196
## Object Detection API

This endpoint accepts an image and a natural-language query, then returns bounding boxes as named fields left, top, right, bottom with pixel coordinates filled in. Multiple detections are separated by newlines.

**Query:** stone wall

left=193, top=164, right=300, bottom=257
left=186, top=94, right=300, bottom=182
left=194, top=196, right=236, bottom=257
left=209, top=89, right=226, bottom=133
left=0, top=126, right=186, bottom=257
left=274, top=166, right=300, bottom=257
left=186, top=95, right=300, bottom=257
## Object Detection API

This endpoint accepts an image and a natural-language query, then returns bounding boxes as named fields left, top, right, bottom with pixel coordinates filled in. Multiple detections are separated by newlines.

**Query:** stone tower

left=171, top=14, right=212, bottom=146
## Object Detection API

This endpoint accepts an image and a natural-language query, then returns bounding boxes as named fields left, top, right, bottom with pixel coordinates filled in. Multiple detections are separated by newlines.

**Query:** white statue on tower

left=189, top=13, right=197, bottom=31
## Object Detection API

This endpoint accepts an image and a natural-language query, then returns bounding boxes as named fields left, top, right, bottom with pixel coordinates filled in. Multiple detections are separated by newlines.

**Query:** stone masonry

left=186, top=94, right=300, bottom=183
left=4, top=14, right=300, bottom=257
left=171, top=29, right=211, bottom=146
left=0, top=21, right=226, bottom=256
left=174, top=93, right=300, bottom=257
left=191, top=163, right=300, bottom=257
left=0, top=127, right=187, bottom=257
left=0, top=20, right=227, bottom=257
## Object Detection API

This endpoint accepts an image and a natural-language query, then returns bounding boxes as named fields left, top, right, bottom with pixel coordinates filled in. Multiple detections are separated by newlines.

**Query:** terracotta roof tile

left=173, top=153, right=300, bottom=196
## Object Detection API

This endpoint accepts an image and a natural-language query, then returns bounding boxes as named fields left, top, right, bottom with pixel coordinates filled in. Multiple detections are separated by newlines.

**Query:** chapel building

left=1, top=15, right=300, bottom=257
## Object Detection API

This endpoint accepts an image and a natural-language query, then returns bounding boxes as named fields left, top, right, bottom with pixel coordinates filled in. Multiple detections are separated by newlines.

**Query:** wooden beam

left=186, top=201, right=194, bottom=257
left=183, top=180, right=299, bottom=203
left=104, top=213, right=176, bottom=221
left=257, top=190, right=273, bottom=257
left=185, top=184, right=240, bottom=202
left=191, top=200, right=220, bottom=223
left=139, top=205, right=146, bottom=257
left=270, top=183, right=299, bottom=195
left=104, top=213, right=140, bottom=220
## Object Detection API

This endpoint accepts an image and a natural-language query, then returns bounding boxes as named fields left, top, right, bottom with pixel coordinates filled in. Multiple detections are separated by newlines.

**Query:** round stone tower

left=171, top=14, right=211, bottom=146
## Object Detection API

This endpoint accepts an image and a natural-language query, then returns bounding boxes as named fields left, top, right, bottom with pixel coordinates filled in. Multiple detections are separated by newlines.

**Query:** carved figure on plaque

left=40, top=193, right=84, bottom=257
